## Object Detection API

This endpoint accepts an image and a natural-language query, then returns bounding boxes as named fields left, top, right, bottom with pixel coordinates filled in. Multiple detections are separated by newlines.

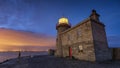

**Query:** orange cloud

left=0, top=28, right=56, bottom=51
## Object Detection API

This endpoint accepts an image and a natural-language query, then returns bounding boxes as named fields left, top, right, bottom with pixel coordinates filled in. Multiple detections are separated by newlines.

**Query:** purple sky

left=0, top=0, right=120, bottom=48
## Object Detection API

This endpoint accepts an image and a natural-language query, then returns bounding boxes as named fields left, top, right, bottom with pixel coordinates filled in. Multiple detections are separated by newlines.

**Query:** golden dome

left=58, top=17, right=69, bottom=24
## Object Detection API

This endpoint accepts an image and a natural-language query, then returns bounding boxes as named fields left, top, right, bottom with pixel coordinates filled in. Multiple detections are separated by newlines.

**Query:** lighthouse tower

left=56, top=17, right=71, bottom=33
left=56, top=17, right=71, bottom=57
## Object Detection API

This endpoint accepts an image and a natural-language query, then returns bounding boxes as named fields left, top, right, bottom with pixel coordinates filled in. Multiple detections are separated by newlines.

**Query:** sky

left=0, top=0, right=120, bottom=51
left=0, top=28, right=55, bottom=51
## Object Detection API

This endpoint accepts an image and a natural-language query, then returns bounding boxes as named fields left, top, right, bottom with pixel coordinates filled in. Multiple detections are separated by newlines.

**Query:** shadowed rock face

left=0, top=55, right=120, bottom=68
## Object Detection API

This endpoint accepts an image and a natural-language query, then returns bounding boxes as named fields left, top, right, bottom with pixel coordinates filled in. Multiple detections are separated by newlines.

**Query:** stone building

left=55, top=10, right=112, bottom=62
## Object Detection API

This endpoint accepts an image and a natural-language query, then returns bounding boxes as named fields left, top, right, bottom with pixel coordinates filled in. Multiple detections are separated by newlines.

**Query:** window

left=68, top=33, right=73, bottom=41
left=56, top=38, right=58, bottom=41
left=79, top=45, right=83, bottom=52
left=77, top=29, right=81, bottom=38
left=67, top=34, right=70, bottom=41
left=85, top=23, right=90, bottom=30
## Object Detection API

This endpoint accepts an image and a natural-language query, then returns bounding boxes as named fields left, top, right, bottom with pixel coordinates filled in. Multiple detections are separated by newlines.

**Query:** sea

left=0, top=51, right=48, bottom=63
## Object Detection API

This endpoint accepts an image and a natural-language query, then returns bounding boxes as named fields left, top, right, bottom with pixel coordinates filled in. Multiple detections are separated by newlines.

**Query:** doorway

left=69, top=47, right=72, bottom=58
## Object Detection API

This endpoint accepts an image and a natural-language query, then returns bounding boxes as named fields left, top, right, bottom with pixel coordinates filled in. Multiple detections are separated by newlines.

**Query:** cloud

left=0, top=0, right=57, bottom=35
left=0, top=28, right=56, bottom=51
left=0, top=0, right=35, bottom=30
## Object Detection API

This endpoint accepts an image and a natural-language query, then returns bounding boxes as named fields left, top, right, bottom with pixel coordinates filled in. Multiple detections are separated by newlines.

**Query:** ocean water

left=0, top=51, right=48, bottom=62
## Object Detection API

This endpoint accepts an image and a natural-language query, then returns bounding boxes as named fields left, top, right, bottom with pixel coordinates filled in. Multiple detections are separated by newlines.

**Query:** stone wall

left=55, top=35, right=63, bottom=57
left=91, top=20, right=112, bottom=61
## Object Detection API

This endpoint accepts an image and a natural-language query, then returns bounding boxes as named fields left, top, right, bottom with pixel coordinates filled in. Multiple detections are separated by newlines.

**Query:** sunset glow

left=0, top=28, right=56, bottom=51
left=0, top=0, right=119, bottom=51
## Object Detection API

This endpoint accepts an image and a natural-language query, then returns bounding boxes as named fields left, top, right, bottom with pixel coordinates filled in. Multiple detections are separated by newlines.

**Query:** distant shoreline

left=0, top=54, right=48, bottom=64
left=0, top=50, right=48, bottom=53
left=0, top=51, right=48, bottom=63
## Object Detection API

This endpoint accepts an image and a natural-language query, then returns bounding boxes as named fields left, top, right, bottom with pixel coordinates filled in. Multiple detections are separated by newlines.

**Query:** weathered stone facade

left=55, top=10, right=112, bottom=62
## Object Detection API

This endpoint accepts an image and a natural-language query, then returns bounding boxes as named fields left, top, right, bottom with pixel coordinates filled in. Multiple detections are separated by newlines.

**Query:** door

left=69, top=47, right=72, bottom=58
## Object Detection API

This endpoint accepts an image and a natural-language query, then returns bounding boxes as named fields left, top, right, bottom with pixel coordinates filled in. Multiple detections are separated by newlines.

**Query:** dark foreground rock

left=0, top=55, right=120, bottom=68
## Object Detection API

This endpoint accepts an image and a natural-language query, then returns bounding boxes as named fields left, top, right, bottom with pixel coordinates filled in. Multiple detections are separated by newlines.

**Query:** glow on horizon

left=0, top=28, right=56, bottom=51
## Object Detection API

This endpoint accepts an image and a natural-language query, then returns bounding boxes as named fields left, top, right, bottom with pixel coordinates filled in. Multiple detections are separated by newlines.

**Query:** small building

left=48, top=49, right=55, bottom=55
left=112, top=48, right=120, bottom=60
left=55, top=10, right=112, bottom=62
